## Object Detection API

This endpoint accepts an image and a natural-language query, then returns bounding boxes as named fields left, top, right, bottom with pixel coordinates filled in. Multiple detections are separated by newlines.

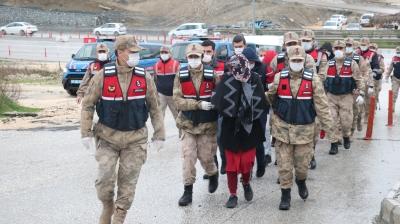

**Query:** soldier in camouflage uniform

left=77, top=43, right=110, bottom=104
left=173, top=43, right=219, bottom=206
left=81, top=35, right=165, bottom=224
left=343, top=37, right=372, bottom=134
left=322, top=40, right=364, bottom=152
left=267, top=46, right=335, bottom=210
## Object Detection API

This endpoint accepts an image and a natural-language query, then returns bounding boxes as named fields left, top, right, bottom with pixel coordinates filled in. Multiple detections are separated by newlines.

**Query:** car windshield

left=324, top=22, right=337, bottom=26
left=362, top=15, right=372, bottom=19
left=172, top=44, right=190, bottom=63
left=74, top=42, right=114, bottom=60
left=139, top=44, right=161, bottom=60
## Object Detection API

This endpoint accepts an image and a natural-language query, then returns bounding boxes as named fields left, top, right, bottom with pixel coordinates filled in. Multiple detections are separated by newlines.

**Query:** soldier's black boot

left=295, top=178, right=309, bottom=200
left=208, top=174, right=219, bottom=193
left=279, top=188, right=291, bottom=210
left=329, top=142, right=339, bottom=155
left=309, top=156, right=317, bottom=170
left=343, top=137, right=351, bottom=149
left=178, top=185, right=193, bottom=206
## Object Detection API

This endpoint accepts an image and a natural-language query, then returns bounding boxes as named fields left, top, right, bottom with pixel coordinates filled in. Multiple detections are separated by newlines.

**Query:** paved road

left=1, top=80, right=400, bottom=223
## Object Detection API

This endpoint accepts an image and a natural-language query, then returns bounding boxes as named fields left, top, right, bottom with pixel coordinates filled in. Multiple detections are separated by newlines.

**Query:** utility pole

left=252, top=0, right=256, bottom=34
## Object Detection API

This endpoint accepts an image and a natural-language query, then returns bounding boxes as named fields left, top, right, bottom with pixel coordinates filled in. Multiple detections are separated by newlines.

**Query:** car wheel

left=66, top=89, right=77, bottom=96
left=19, top=30, right=25, bottom=36
left=114, top=31, right=119, bottom=36
left=1, top=30, right=6, bottom=35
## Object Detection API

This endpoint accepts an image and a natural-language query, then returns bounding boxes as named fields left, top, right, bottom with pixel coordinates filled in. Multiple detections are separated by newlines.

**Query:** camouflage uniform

left=320, top=40, right=364, bottom=143
left=81, top=35, right=165, bottom=223
left=267, top=46, right=335, bottom=190
left=173, top=60, right=218, bottom=185
left=386, top=46, right=400, bottom=107
left=77, top=43, right=109, bottom=99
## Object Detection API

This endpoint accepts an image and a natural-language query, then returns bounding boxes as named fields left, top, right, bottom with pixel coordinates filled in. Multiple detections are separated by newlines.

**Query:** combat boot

left=208, top=174, right=219, bottom=193
left=99, top=200, right=114, bottom=224
left=295, top=178, right=309, bottom=200
left=309, top=155, right=316, bottom=170
left=225, top=195, right=238, bottom=208
left=178, top=185, right=193, bottom=206
left=343, top=137, right=351, bottom=149
left=279, top=188, right=291, bottom=210
left=111, top=208, right=127, bottom=224
left=329, top=142, right=338, bottom=155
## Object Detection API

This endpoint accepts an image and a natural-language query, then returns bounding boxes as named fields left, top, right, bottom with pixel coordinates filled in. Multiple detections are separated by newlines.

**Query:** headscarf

left=227, top=54, right=251, bottom=83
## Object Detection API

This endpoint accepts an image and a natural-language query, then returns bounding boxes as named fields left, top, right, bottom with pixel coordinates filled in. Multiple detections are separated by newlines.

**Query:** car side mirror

left=71, top=54, right=75, bottom=58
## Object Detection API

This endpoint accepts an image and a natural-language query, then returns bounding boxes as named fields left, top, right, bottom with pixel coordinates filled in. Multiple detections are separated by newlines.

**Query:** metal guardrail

left=213, top=28, right=400, bottom=39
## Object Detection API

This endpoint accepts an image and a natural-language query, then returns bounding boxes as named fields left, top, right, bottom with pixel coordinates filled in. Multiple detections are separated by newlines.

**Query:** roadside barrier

left=364, top=96, right=376, bottom=140
left=387, top=90, right=393, bottom=126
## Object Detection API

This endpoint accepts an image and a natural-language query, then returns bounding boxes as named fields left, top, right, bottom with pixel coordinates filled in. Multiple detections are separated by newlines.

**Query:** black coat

left=212, top=72, right=267, bottom=152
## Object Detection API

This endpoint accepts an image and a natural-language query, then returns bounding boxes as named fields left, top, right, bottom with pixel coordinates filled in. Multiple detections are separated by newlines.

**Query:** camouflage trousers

left=94, top=137, right=147, bottom=211
left=327, top=93, right=353, bottom=142
left=392, top=76, right=400, bottom=107
left=158, top=93, right=178, bottom=120
left=364, top=80, right=382, bottom=120
left=275, top=140, right=313, bottom=189
left=352, top=96, right=364, bottom=132
left=181, top=131, right=218, bottom=185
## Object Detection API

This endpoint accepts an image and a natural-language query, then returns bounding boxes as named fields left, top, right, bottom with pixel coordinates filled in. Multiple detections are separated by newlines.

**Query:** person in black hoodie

left=212, top=54, right=268, bottom=208
left=242, top=47, right=271, bottom=178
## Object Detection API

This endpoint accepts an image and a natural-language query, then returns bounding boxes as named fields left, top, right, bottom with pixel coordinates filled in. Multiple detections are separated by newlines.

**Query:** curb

left=379, top=181, right=400, bottom=224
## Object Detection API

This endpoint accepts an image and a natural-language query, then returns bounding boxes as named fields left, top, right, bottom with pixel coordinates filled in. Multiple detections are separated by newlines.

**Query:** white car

left=93, top=23, right=127, bottom=36
left=0, top=22, right=38, bottom=35
left=346, top=23, right=361, bottom=31
left=168, top=23, right=208, bottom=38
left=330, top=14, right=347, bottom=25
left=323, top=20, right=342, bottom=30
left=360, top=13, right=375, bottom=27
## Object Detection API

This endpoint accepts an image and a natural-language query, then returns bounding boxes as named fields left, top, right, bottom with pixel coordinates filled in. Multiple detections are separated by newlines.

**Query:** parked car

left=346, top=23, right=362, bottom=31
left=171, top=39, right=233, bottom=67
left=62, top=40, right=162, bottom=95
left=330, top=14, right=347, bottom=25
left=0, top=22, right=38, bottom=35
left=244, top=35, right=283, bottom=53
left=360, top=13, right=375, bottom=27
left=168, top=23, right=208, bottom=38
left=93, top=23, right=127, bottom=36
left=323, top=20, right=342, bottom=30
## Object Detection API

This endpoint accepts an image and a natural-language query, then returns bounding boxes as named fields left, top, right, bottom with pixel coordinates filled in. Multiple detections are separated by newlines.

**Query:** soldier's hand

left=356, top=95, right=365, bottom=105
left=200, top=101, right=214, bottom=111
left=151, top=140, right=164, bottom=152
left=81, top=137, right=95, bottom=151
left=368, top=87, right=374, bottom=95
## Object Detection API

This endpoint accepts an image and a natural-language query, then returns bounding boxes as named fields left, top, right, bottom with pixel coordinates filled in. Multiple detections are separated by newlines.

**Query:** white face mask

left=360, top=46, right=368, bottom=51
left=334, top=50, right=344, bottom=59
left=249, top=63, right=255, bottom=70
left=97, top=53, right=108, bottom=61
left=160, top=53, right=170, bottom=61
left=234, top=47, right=244, bottom=55
left=202, top=54, right=213, bottom=63
left=188, top=58, right=202, bottom=68
left=127, top=53, right=140, bottom=67
left=259, top=56, right=264, bottom=62
left=289, top=62, right=304, bottom=72
left=302, top=42, right=313, bottom=51
left=345, top=47, right=354, bottom=54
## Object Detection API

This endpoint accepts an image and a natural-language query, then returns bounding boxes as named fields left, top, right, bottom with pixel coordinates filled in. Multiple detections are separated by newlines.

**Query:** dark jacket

left=212, top=72, right=267, bottom=152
